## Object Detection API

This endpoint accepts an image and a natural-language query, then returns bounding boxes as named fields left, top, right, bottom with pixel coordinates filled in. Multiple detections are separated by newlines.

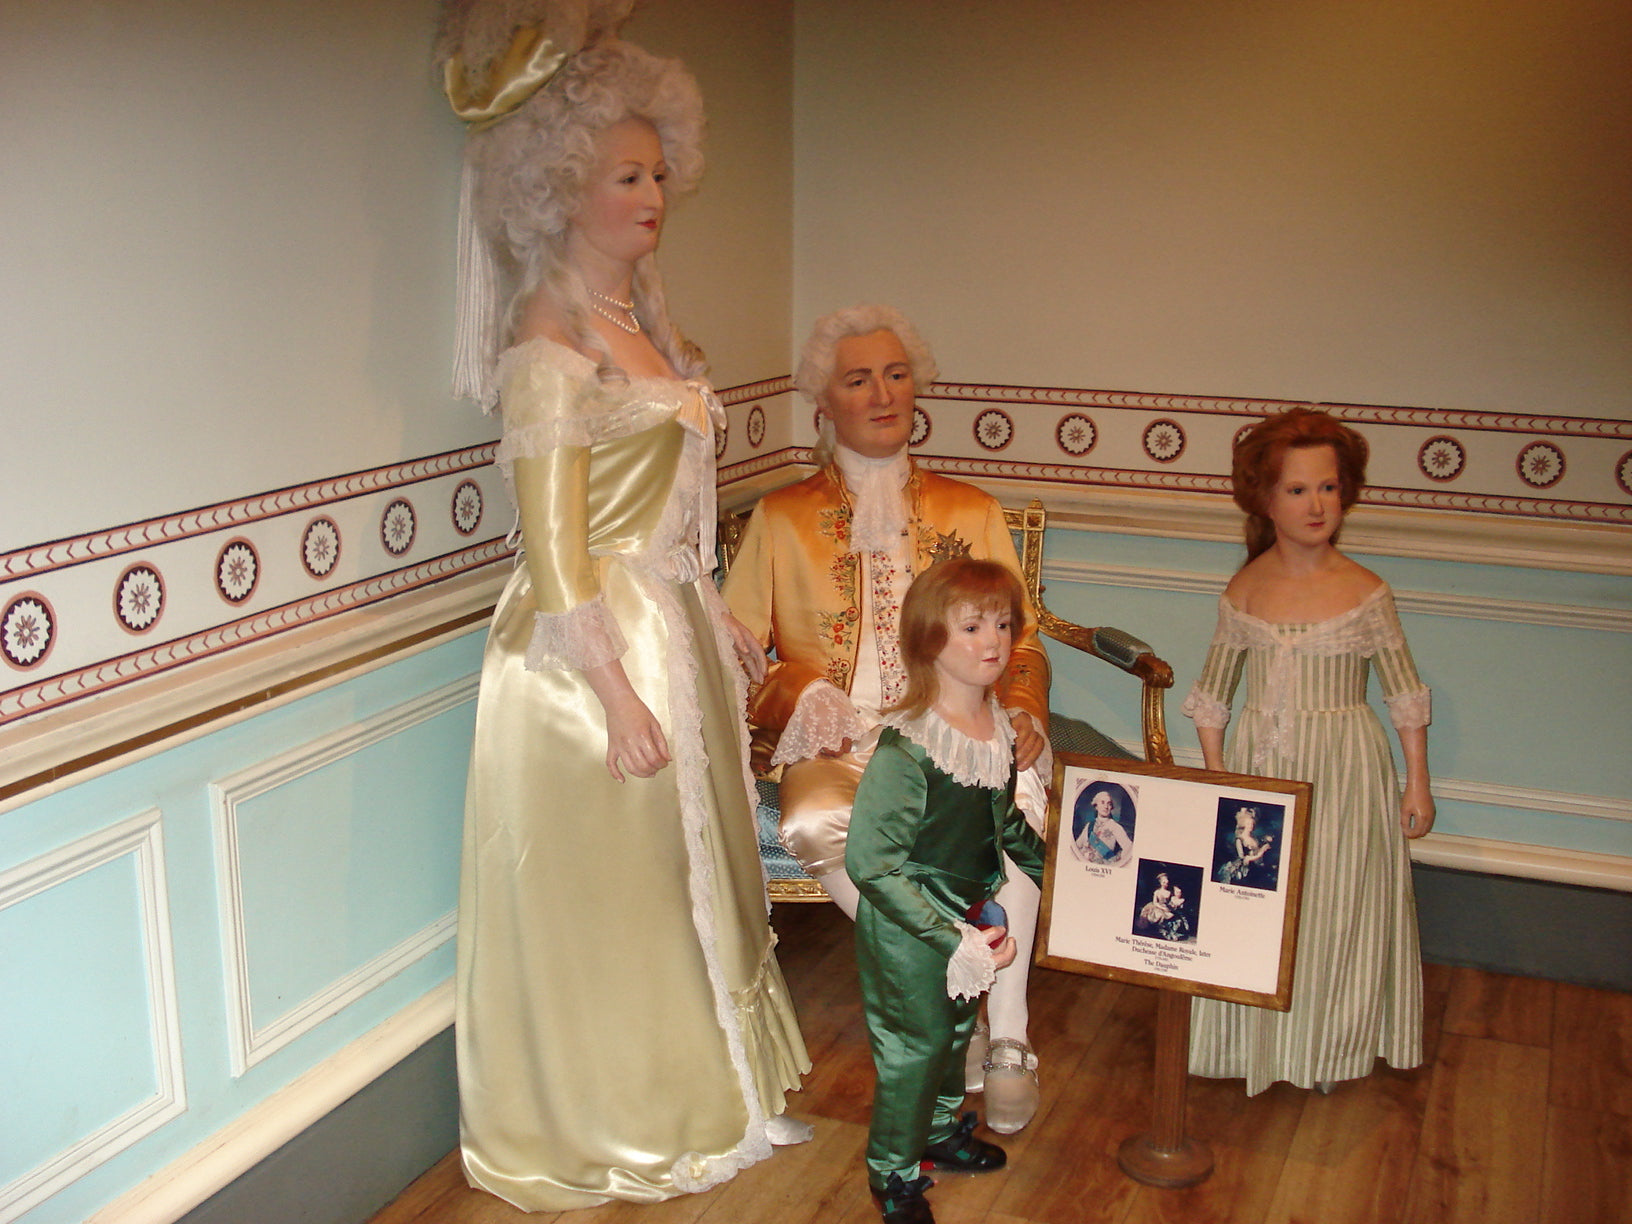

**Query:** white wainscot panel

left=0, top=811, right=185, bottom=1223
left=211, top=676, right=474, bottom=1074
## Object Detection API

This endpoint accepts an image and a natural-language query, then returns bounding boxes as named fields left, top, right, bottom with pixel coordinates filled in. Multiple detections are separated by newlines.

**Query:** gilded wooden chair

left=719, top=499, right=1174, bottom=902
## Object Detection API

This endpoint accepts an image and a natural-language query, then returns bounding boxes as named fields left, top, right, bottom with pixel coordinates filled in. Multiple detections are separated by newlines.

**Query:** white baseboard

left=1410, top=833, right=1632, bottom=892
left=85, top=981, right=455, bottom=1224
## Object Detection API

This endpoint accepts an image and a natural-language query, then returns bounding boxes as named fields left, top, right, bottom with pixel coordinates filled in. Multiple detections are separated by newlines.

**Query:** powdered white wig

left=468, top=42, right=703, bottom=274
left=795, top=304, right=938, bottom=465
left=795, top=304, right=938, bottom=403
left=438, top=8, right=707, bottom=401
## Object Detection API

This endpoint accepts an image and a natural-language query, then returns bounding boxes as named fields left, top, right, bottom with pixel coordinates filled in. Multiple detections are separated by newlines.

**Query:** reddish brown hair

left=1231, top=408, right=1369, bottom=561
left=891, top=558, right=1025, bottom=719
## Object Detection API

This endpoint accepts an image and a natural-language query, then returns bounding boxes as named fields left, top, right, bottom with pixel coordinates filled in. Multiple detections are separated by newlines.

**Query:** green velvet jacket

left=845, top=725, right=1047, bottom=961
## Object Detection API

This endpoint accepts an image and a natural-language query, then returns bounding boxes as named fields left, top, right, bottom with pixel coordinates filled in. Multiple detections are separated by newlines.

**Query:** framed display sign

left=1037, top=754, right=1313, bottom=1010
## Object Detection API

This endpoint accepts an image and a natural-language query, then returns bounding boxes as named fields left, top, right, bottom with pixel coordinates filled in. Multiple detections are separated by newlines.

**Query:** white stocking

left=816, top=867, right=862, bottom=921
left=987, top=856, right=1040, bottom=1046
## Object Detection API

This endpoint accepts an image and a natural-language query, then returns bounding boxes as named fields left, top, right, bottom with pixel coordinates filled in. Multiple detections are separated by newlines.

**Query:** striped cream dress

left=1182, top=584, right=1430, bottom=1095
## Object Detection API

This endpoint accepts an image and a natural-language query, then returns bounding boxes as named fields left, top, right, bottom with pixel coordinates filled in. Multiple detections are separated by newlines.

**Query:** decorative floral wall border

left=4, top=379, right=1627, bottom=733
left=1, top=542, right=508, bottom=725
left=0, top=449, right=495, bottom=583
left=718, top=381, right=1630, bottom=523
left=721, top=383, right=1630, bottom=524
left=926, top=383, right=1629, bottom=438
left=902, top=384, right=1631, bottom=525
left=1, top=444, right=510, bottom=730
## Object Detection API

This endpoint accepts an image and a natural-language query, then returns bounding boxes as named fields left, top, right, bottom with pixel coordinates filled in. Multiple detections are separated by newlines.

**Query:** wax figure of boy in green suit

left=847, top=708, right=1047, bottom=1217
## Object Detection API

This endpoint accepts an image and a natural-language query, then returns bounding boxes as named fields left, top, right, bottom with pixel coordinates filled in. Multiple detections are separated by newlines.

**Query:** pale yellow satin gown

left=457, top=339, right=807, bottom=1211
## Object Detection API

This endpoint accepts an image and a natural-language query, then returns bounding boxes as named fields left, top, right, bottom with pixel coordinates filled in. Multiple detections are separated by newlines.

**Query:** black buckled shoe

left=870, top=1172, right=936, bottom=1223
left=920, top=1111, right=1007, bottom=1173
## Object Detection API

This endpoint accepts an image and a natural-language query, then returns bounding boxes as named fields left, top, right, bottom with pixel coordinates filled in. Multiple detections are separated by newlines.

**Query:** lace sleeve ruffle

left=946, top=922, right=999, bottom=1001
left=769, top=679, right=867, bottom=765
left=1183, top=610, right=1245, bottom=726
left=523, top=596, right=627, bottom=672
left=1385, top=686, right=1432, bottom=730
left=1181, top=686, right=1232, bottom=728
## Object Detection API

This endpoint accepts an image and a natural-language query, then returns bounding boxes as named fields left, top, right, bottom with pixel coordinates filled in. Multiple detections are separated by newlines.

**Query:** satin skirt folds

left=457, top=562, right=807, bottom=1211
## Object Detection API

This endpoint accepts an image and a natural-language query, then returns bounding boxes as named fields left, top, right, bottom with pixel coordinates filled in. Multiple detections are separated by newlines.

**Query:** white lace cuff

left=1181, top=686, right=1232, bottom=729
left=770, top=680, right=867, bottom=766
left=524, top=597, right=627, bottom=672
left=1008, top=709, right=1053, bottom=836
left=946, top=922, right=999, bottom=1000
left=1385, top=686, right=1432, bottom=730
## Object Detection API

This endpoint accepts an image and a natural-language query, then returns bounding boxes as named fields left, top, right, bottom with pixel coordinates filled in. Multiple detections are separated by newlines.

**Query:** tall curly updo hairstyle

left=436, top=1, right=707, bottom=401
left=467, top=41, right=705, bottom=379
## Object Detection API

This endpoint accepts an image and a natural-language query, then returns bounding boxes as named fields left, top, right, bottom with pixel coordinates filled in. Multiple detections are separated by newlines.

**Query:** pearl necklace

left=588, top=288, right=641, bottom=334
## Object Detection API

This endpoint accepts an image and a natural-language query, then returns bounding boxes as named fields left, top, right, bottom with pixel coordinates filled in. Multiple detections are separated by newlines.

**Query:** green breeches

left=855, top=905, right=980, bottom=1188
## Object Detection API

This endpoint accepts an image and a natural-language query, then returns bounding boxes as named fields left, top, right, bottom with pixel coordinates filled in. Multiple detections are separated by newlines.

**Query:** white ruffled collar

left=883, top=697, right=1014, bottom=790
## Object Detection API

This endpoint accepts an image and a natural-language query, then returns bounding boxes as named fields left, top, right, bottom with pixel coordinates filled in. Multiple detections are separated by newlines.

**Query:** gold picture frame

left=1037, top=753, right=1313, bottom=1010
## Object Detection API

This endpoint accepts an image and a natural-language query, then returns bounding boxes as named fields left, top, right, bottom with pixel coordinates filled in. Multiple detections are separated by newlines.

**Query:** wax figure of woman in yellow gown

left=722, top=305, right=1052, bottom=1134
left=436, top=2, right=808, bottom=1209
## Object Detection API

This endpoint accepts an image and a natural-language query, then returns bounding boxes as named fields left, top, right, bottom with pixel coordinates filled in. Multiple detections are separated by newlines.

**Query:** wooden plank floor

left=372, top=904, right=1632, bottom=1224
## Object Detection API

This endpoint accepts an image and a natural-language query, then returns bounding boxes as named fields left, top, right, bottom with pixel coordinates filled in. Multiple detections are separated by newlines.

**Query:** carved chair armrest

left=1007, top=502, right=1174, bottom=765
left=1035, top=616, right=1174, bottom=689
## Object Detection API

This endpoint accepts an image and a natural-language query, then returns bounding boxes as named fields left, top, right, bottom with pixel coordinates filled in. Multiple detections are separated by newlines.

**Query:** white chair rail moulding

left=1153, top=738, right=1631, bottom=893
left=1041, top=555, right=1632, bottom=637
left=0, top=567, right=507, bottom=818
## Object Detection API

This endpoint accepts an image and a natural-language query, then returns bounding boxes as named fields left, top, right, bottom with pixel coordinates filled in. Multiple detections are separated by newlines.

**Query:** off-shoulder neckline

left=1221, top=580, right=1389, bottom=629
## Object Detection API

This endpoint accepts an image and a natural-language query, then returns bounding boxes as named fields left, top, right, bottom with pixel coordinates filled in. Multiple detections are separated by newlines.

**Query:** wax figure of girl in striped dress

left=1182, top=408, right=1435, bottom=1096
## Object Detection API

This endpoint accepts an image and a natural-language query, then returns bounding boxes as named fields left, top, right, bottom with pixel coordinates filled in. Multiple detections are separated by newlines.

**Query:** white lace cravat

left=833, top=443, right=911, bottom=554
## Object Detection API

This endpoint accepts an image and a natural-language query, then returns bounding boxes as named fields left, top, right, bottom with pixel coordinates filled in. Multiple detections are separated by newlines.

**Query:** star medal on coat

left=928, top=529, right=973, bottom=561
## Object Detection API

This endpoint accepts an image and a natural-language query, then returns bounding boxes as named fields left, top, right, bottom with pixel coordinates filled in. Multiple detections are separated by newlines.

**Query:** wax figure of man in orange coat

left=723, top=304, right=1052, bottom=1135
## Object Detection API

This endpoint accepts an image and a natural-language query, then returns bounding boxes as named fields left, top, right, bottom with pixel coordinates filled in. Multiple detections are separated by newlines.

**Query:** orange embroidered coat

left=722, top=462, right=1051, bottom=771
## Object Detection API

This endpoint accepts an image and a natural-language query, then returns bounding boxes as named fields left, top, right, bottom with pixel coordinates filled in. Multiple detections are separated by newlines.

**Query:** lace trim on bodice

left=1181, top=583, right=1431, bottom=763
left=883, top=698, right=1015, bottom=790
left=1211, top=582, right=1405, bottom=656
left=494, top=337, right=724, bottom=465
left=502, top=338, right=729, bottom=673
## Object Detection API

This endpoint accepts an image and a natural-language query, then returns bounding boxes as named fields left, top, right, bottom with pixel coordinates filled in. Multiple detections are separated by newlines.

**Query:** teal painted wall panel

left=2, top=633, right=483, bottom=1224
left=235, top=707, right=467, bottom=1025
left=1402, top=616, right=1632, bottom=796
left=0, top=856, right=159, bottom=1182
